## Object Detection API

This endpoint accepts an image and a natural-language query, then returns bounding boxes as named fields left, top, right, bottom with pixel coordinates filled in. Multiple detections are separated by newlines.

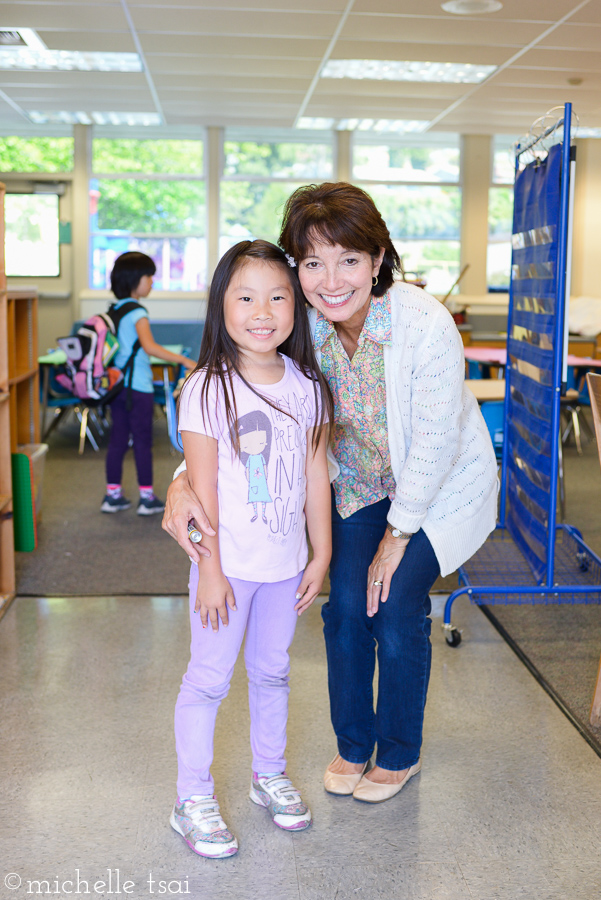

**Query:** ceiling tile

left=129, top=0, right=348, bottom=9
left=537, top=23, right=601, bottom=52
left=341, top=14, right=542, bottom=46
left=0, top=2, right=128, bottom=30
left=36, top=30, right=136, bottom=52
left=351, top=0, right=576, bottom=16
left=140, top=33, right=324, bottom=57
left=147, top=55, right=316, bottom=78
left=130, top=8, right=340, bottom=37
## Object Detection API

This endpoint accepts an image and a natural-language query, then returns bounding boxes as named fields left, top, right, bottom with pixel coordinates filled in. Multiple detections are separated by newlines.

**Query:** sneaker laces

left=185, top=797, right=226, bottom=834
left=259, top=774, right=301, bottom=804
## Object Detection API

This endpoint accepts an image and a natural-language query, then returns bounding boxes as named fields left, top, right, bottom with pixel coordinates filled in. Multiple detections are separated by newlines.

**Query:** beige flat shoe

left=323, top=754, right=371, bottom=795
left=352, top=760, right=421, bottom=803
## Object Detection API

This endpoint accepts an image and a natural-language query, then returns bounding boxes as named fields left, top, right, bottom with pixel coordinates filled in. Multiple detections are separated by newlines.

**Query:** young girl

left=173, top=240, right=332, bottom=859
left=102, top=251, right=195, bottom=515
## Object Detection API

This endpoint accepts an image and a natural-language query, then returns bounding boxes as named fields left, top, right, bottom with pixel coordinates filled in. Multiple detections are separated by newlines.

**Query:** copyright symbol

left=5, top=873, right=21, bottom=890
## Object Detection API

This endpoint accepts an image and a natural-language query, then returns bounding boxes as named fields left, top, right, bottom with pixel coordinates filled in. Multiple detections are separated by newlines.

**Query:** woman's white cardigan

left=310, top=282, right=498, bottom=578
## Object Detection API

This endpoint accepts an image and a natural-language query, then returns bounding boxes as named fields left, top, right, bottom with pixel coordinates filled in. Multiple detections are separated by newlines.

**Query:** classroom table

left=464, top=346, right=601, bottom=369
left=465, top=379, right=506, bottom=402
left=39, top=345, right=185, bottom=438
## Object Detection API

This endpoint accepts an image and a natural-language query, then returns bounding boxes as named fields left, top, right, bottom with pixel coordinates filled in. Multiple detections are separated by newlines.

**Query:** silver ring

left=372, top=580, right=383, bottom=586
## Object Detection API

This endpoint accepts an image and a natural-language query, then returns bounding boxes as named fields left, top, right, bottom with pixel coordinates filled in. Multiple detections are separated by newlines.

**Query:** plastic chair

left=479, top=401, right=504, bottom=462
left=40, top=364, right=102, bottom=453
left=164, top=369, right=183, bottom=453
left=561, top=366, right=594, bottom=455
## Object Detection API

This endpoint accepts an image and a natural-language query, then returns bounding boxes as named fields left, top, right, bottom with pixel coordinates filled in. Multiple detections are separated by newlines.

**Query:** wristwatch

left=386, top=523, right=414, bottom=540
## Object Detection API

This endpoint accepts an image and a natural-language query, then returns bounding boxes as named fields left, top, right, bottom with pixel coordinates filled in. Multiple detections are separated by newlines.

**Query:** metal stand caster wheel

left=442, top=624, right=462, bottom=647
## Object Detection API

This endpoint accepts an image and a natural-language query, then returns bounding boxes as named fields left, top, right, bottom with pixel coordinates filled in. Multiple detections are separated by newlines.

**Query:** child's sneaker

left=249, top=773, right=312, bottom=831
left=170, top=796, right=238, bottom=859
left=136, top=494, right=165, bottom=516
left=100, top=494, right=131, bottom=513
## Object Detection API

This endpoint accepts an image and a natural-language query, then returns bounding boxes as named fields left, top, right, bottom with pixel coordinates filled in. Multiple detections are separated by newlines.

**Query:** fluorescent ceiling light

left=27, top=111, right=162, bottom=126
left=0, top=31, right=142, bottom=71
left=321, top=59, right=496, bottom=84
left=337, top=119, right=430, bottom=133
left=297, top=117, right=335, bottom=130
left=442, top=1, right=503, bottom=13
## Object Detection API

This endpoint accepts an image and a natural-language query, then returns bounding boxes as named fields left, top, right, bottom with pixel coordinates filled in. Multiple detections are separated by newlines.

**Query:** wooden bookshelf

left=0, top=183, right=15, bottom=611
left=6, top=289, right=39, bottom=452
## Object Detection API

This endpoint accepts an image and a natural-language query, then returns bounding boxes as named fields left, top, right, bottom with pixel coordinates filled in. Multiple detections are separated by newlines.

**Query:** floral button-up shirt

left=313, top=292, right=397, bottom=519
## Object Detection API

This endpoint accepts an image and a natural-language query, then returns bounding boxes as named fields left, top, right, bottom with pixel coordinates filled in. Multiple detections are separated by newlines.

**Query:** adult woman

left=164, top=182, right=498, bottom=803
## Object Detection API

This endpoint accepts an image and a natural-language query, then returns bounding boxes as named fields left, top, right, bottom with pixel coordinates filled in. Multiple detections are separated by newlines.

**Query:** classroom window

left=360, top=182, right=461, bottom=295
left=352, top=137, right=461, bottom=294
left=488, top=140, right=515, bottom=290
left=0, top=136, right=73, bottom=172
left=353, top=143, right=460, bottom=183
left=4, top=193, right=60, bottom=277
left=488, top=186, right=513, bottom=290
left=90, top=137, right=206, bottom=290
left=220, top=137, right=332, bottom=255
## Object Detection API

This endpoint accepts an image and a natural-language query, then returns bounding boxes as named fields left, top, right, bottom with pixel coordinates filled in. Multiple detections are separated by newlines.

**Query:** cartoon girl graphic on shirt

left=234, top=410, right=273, bottom=524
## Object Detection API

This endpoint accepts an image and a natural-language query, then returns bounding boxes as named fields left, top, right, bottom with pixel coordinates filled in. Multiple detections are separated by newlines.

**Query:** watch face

left=391, top=528, right=401, bottom=537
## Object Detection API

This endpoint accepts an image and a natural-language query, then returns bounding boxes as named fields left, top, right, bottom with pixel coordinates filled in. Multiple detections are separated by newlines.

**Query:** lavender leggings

left=174, top=564, right=303, bottom=799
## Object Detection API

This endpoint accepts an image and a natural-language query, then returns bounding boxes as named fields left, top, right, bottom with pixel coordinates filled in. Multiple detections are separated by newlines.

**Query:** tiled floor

left=1, top=593, right=600, bottom=900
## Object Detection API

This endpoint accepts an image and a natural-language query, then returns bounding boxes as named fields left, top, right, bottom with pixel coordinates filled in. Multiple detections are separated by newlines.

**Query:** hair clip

left=285, top=254, right=297, bottom=268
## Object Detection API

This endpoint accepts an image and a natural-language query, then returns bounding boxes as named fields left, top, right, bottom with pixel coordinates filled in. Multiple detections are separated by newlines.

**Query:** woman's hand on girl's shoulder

left=294, top=557, right=329, bottom=615
left=196, top=567, right=236, bottom=632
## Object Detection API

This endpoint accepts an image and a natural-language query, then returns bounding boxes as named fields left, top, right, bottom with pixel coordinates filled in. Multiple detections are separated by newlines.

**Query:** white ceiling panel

left=140, top=33, right=325, bottom=57
left=153, top=74, right=309, bottom=92
left=36, top=30, right=136, bottom=52
left=351, top=0, right=579, bottom=17
left=307, top=99, right=446, bottom=116
left=147, top=55, right=317, bottom=78
left=495, top=67, right=601, bottom=87
left=312, top=80, right=463, bottom=100
left=0, top=72, right=148, bottom=89
left=0, top=3, right=129, bottom=30
left=128, top=0, right=349, bottom=9
left=130, top=8, right=340, bottom=36
left=516, top=48, right=601, bottom=70
left=537, top=23, right=601, bottom=52
left=341, top=14, right=542, bottom=47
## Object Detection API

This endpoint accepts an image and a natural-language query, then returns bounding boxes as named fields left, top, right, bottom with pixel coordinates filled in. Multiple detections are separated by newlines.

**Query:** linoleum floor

left=1, top=593, right=601, bottom=899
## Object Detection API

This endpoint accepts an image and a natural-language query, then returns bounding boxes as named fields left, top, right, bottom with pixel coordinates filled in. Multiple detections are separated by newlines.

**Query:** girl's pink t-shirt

left=178, top=355, right=321, bottom=582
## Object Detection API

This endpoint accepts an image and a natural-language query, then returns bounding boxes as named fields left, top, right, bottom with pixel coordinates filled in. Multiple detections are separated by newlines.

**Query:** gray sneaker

left=170, top=796, right=238, bottom=859
left=249, top=773, right=312, bottom=831
left=136, top=494, right=165, bottom=516
left=100, top=494, right=131, bottom=513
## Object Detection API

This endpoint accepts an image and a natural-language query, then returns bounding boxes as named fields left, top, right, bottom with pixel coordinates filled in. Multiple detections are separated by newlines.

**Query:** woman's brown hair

left=279, top=182, right=401, bottom=296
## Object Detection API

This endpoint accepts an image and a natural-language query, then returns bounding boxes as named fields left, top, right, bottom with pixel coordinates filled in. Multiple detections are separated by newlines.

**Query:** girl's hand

left=367, top=532, right=411, bottom=617
left=196, top=569, right=236, bottom=632
left=182, top=358, right=196, bottom=370
left=162, top=472, right=216, bottom=563
left=294, top=558, right=329, bottom=615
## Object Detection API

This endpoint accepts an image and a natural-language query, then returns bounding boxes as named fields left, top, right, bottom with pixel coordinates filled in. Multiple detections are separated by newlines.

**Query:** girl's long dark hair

left=181, top=240, right=333, bottom=452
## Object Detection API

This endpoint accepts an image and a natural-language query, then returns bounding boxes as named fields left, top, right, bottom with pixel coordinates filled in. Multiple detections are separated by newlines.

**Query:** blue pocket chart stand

left=443, top=102, right=601, bottom=648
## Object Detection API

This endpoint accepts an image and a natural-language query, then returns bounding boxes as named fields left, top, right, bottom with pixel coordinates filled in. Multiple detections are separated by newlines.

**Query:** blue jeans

left=322, top=493, right=440, bottom=770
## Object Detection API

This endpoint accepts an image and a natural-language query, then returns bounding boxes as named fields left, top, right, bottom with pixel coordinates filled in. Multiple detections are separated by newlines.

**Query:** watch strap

left=386, top=523, right=414, bottom=540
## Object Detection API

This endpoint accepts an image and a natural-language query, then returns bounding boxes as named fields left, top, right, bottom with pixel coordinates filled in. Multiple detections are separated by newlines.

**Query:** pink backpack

left=56, top=301, right=144, bottom=406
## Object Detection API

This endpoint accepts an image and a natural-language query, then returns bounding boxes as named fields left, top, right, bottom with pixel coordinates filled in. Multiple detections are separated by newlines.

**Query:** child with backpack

left=101, top=251, right=195, bottom=515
